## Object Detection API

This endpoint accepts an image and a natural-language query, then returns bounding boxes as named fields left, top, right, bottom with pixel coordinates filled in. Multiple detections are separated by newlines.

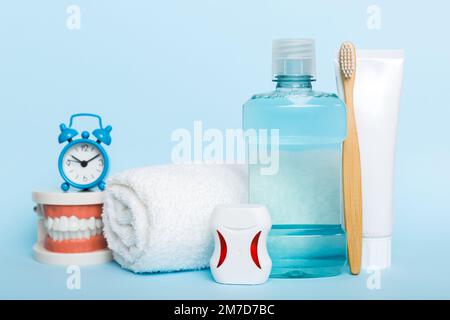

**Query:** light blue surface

left=0, top=0, right=449, bottom=299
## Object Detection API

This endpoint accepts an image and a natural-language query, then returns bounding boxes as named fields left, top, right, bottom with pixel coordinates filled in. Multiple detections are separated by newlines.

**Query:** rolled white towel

left=102, top=164, right=248, bottom=273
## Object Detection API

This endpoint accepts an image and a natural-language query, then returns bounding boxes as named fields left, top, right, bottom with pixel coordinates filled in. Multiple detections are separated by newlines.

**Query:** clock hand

left=71, top=155, right=83, bottom=163
left=86, top=154, right=101, bottom=163
left=70, top=155, right=89, bottom=168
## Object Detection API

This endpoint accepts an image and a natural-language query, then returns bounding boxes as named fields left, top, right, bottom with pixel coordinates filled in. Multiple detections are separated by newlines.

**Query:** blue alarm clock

left=58, top=113, right=112, bottom=192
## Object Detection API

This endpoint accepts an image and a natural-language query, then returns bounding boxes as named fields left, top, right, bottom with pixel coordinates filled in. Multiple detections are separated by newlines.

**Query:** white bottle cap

left=362, top=237, right=392, bottom=270
left=272, top=39, right=316, bottom=78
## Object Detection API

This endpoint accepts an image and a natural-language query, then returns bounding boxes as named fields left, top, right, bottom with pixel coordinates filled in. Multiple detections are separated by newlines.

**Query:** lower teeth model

left=43, top=205, right=107, bottom=253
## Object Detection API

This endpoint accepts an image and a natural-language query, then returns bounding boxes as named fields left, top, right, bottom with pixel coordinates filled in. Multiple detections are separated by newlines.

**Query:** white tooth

left=84, top=230, right=90, bottom=239
left=69, top=216, right=79, bottom=231
left=48, top=217, right=54, bottom=230
left=80, top=219, right=87, bottom=231
left=60, top=217, right=68, bottom=232
left=53, top=218, right=60, bottom=231
left=54, top=231, right=60, bottom=241
left=95, top=219, right=102, bottom=229
left=88, top=217, right=95, bottom=230
left=48, top=230, right=53, bottom=238
left=75, top=231, right=82, bottom=239
left=64, top=232, right=70, bottom=240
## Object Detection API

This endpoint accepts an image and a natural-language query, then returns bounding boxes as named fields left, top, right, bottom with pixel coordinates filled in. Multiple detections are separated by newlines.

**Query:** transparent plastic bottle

left=243, top=39, right=348, bottom=278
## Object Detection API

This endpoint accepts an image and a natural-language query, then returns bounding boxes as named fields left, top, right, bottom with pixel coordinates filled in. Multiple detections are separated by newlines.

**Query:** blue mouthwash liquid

left=243, top=39, right=348, bottom=278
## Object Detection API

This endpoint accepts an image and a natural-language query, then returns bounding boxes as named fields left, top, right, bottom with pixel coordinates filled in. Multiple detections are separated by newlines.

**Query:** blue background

left=0, top=0, right=449, bottom=299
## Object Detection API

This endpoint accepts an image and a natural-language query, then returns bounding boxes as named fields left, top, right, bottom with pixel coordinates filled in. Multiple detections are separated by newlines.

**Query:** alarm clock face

left=60, top=141, right=107, bottom=187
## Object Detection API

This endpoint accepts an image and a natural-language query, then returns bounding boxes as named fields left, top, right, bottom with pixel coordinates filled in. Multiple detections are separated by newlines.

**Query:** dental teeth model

left=32, top=191, right=112, bottom=266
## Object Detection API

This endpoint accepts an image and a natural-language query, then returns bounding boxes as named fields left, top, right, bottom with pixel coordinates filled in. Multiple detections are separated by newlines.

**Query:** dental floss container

left=210, top=205, right=272, bottom=285
left=32, top=191, right=112, bottom=266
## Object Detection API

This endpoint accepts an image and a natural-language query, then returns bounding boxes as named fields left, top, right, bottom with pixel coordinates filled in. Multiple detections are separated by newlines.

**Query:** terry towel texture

left=102, top=164, right=248, bottom=273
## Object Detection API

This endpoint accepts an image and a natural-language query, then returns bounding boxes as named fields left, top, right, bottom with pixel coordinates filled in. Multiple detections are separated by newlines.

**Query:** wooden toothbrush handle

left=342, top=83, right=363, bottom=275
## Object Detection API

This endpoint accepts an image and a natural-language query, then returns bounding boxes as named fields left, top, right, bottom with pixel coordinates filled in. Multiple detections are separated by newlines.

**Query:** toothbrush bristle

left=340, top=42, right=356, bottom=79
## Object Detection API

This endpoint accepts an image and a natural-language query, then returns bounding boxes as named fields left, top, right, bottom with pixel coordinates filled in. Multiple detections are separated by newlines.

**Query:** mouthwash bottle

left=243, top=39, right=348, bottom=278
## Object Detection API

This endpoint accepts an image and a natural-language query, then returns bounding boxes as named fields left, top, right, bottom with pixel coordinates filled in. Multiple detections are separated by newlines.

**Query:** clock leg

left=98, top=181, right=106, bottom=191
left=61, top=182, right=70, bottom=192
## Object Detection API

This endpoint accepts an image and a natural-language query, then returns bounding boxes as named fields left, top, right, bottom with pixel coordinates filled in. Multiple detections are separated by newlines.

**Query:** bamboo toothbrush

left=339, top=42, right=363, bottom=275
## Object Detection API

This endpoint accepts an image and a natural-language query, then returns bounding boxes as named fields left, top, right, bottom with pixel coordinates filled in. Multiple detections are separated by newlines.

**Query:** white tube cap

left=272, top=39, right=316, bottom=78
left=362, top=237, right=392, bottom=270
